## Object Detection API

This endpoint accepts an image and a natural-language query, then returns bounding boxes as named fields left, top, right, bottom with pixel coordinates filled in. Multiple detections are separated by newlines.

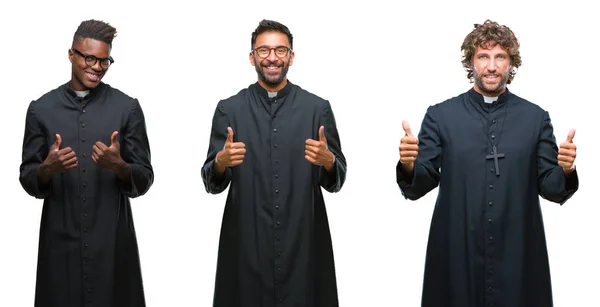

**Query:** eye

left=276, top=47, right=287, bottom=54
left=478, top=55, right=487, bottom=60
left=85, top=55, right=96, bottom=62
left=257, top=48, right=268, bottom=54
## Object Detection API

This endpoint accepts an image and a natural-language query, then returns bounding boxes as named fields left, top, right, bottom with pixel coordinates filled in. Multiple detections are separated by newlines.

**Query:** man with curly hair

left=396, top=20, right=578, bottom=307
left=19, top=20, right=153, bottom=307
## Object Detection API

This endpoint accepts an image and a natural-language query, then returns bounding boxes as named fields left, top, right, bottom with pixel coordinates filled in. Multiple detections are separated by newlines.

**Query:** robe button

left=87, top=288, right=91, bottom=292
left=275, top=160, right=279, bottom=164
left=82, top=153, right=86, bottom=157
left=82, top=197, right=86, bottom=202
left=85, top=243, right=89, bottom=249
left=488, top=201, right=493, bottom=206
left=492, top=119, right=496, bottom=123
left=276, top=221, right=281, bottom=226
left=84, top=212, right=88, bottom=217
left=274, top=144, right=278, bottom=148
left=488, top=219, right=492, bottom=224
left=490, top=134, right=495, bottom=139
left=83, top=109, right=87, bottom=113
left=81, top=123, right=86, bottom=128
left=83, top=182, right=87, bottom=187
left=275, top=205, right=280, bottom=210
left=488, top=286, right=492, bottom=291
left=275, top=189, right=279, bottom=194
left=488, top=185, right=493, bottom=189
left=82, top=168, right=86, bottom=173
left=274, top=174, right=279, bottom=179
left=82, top=138, right=86, bottom=142
left=277, top=252, right=282, bottom=257
left=273, top=128, right=277, bottom=132
left=276, top=236, right=281, bottom=241
left=489, top=236, right=493, bottom=241
left=277, top=267, right=281, bottom=271
left=84, top=228, right=87, bottom=232
left=490, top=168, right=494, bottom=173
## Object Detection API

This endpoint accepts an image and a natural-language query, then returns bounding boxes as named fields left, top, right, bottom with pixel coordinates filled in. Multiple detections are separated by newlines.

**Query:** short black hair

left=251, top=19, right=293, bottom=50
left=72, top=20, right=117, bottom=47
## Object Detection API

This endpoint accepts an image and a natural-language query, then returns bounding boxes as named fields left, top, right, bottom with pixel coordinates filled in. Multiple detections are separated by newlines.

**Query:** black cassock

left=19, top=82, right=153, bottom=307
left=202, top=81, right=346, bottom=307
left=397, top=88, right=578, bottom=307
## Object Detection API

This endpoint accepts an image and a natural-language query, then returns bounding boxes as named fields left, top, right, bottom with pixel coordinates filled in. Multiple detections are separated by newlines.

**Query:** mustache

left=260, top=60, right=284, bottom=67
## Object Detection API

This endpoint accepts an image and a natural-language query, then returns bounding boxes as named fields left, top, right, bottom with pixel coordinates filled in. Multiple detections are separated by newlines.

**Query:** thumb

left=319, top=126, right=326, bottom=142
left=53, top=134, right=62, bottom=150
left=566, top=128, right=576, bottom=143
left=402, top=120, right=413, bottom=137
left=226, top=127, right=234, bottom=143
left=111, top=131, right=119, bottom=146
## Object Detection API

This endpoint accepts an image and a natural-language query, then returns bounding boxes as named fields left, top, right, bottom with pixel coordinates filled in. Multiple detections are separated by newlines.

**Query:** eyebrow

left=255, top=45, right=289, bottom=49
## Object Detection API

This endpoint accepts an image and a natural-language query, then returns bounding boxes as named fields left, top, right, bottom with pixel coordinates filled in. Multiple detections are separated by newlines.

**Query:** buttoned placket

left=484, top=115, right=498, bottom=307
left=79, top=101, right=93, bottom=306
left=269, top=97, right=286, bottom=305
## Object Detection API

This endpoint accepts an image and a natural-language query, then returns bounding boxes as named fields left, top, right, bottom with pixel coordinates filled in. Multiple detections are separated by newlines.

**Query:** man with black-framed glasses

left=201, top=19, right=347, bottom=307
left=19, top=19, right=153, bottom=307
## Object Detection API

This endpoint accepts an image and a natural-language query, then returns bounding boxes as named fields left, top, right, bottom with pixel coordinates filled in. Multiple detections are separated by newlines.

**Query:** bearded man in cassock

left=397, top=20, right=578, bottom=307
left=19, top=20, right=153, bottom=307
left=201, top=19, right=347, bottom=307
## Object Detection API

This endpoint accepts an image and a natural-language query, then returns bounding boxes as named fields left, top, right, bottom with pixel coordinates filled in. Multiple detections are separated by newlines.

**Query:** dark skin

left=37, top=38, right=130, bottom=183
left=38, top=134, right=78, bottom=183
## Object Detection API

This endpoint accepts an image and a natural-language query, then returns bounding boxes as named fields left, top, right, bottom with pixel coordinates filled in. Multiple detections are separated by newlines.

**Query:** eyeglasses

left=252, top=46, right=291, bottom=59
left=71, top=48, right=114, bottom=69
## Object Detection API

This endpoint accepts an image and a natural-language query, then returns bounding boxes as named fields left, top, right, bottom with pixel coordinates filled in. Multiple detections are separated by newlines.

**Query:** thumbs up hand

left=92, top=131, right=124, bottom=172
left=215, top=127, right=246, bottom=170
left=40, top=133, right=78, bottom=174
left=399, top=120, right=419, bottom=174
left=305, top=126, right=335, bottom=172
left=558, top=128, right=577, bottom=175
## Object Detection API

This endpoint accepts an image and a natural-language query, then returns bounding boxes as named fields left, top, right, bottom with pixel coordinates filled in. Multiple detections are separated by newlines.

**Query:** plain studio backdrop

left=0, top=0, right=597, bottom=306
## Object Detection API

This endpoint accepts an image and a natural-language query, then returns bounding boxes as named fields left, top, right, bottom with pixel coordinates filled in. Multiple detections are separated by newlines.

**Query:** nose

left=91, top=60, right=104, bottom=72
left=487, top=58, right=497, bottom=71
left=267, top=49, right=279, bottom=61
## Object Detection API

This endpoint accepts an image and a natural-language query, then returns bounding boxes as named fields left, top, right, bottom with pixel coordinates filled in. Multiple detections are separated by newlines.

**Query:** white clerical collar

left=483, top=95, right=498, bottom=104
left=267, top=91, right=277, bottom=98
left=75, top=90, right=90, bottom=98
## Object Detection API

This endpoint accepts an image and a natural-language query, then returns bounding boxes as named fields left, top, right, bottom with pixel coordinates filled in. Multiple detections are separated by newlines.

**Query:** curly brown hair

left=461, top=20, right=522, bottom=84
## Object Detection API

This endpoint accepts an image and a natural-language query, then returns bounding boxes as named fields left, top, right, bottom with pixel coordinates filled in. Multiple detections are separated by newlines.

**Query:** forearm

left=538, top=166, right=578, bottom=204
left=37, top=163, right=52, bottom=185
left=397, top=160, right=439, bottom=200
left=114, top=159, right=132, bottom=182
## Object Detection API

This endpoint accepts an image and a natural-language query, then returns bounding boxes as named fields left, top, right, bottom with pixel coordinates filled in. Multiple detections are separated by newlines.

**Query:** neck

left=70, top=77, right=88, bottom=92
left=473, top=84, right=506, bottom=97
left=258, top=78, right=287, bottom=93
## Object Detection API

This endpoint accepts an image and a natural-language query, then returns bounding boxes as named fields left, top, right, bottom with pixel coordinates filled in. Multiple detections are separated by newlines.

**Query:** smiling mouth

left=264, top=65, right=281, bottom=72
left=85, top=71, right=101, bottom=82
left=484, top=75, right=500, bottom=82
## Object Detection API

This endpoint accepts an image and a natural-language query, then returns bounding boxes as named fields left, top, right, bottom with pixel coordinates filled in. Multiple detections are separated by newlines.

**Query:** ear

left=288, top=50, right=295, bottom=67
left=249, top=51, right=256, bottom=66
left=68, top=49, right=74, bottom=63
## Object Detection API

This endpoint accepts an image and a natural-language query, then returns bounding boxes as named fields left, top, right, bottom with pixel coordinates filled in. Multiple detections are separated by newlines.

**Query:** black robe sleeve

left=19, top=102, right=51, bottom=199
left=536, top=111, right=578, bottom=204
left=201, top=101, right=232, bottom=194
left=396, top=105, right=442, bottom=200
left=318, top=101, right=346, bottom=193
left=118, top=99, right=154, bottom=198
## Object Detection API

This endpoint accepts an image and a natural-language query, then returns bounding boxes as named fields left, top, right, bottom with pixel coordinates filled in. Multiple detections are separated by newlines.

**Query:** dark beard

left=254, top=58, right=289, bottom=86
left=473, top=68, right=509, bottom=95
